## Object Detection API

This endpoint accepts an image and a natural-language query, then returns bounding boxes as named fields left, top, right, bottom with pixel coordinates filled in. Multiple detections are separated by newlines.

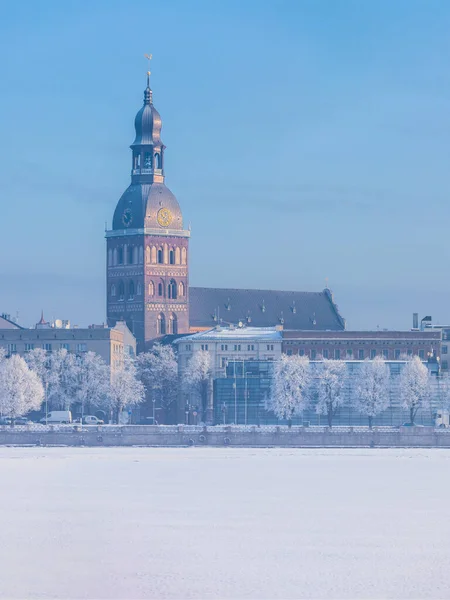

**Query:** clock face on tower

left=157, top=208, right=172, bottom=227
left=122, top=208, right=133, bottom=227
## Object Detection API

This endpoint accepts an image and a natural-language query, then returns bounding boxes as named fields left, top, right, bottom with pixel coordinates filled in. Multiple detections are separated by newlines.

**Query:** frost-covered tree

left=24, top=348, right=53, bottom=388
left=107, top=356, right=145, bottom=423
left=48, top=349, right=80, bottom=410
left=353, top=357, right=390, bottom=428
left=24, top=348, right=79, bottom=410
left=315, top=359, right=347, bottom=428
left=76, top=352, right=110, bottom=416
left=269, top=355, right=311, bottom=427
left=0, top=355, right=44, bottom=419
left=400, top=355, right=431, bottom=424
left=184, top=350, right=212, bottom=422
left=137, top=343, right=178, bottom=419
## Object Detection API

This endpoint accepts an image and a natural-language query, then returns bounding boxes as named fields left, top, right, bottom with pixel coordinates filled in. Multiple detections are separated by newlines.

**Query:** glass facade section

left=213, top=359, right=442, bottom=427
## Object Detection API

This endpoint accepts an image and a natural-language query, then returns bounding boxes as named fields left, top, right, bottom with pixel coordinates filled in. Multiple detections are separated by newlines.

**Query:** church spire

left=144, top=53, right=153, bottom=105
left=130, top=54, right=165, bottom=184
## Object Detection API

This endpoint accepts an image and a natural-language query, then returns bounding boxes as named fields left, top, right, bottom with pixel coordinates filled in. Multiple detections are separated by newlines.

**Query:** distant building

left=0, top=314, right=136, bottom=375
left=282, top=330, right=441, bottom=362
left=175, top=326, right=282, bottom=423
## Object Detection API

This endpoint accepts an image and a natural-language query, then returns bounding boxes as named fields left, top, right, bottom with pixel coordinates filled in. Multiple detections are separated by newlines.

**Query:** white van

left=40, top=411, right=72, bottom=424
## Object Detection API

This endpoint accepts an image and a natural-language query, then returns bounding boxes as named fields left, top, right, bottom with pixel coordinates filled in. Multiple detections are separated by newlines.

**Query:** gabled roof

left=188, top=287, right=345, bottom=331
left=0, top=314, right=23, bottom=330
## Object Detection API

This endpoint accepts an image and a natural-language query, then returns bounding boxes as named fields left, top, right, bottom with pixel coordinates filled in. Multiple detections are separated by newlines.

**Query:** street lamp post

left=244, top=371, right=252, bottom=425
left=45, top=380, right=48, bottom=426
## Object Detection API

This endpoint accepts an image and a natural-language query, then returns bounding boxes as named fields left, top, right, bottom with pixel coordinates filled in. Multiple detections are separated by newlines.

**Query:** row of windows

left=7, top=343, right=89, bottom=353
left=110, top=279, right=185, bottom=301
left=145, top=246, right=187, bottom=266
left=108, top=246, right=187, bottom=267
left=286, top=348, right=425, bottom=360
left=195, top=343, right=273, bottom=352
left=108, top=246, right=144, bottom=267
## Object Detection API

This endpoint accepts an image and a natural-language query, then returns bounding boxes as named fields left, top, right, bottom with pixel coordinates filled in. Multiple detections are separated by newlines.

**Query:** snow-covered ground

left=1, top=448, right=449, bottom=599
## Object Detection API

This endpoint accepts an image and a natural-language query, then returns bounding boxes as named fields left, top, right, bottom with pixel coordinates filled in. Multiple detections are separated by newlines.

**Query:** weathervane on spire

left=144, top=53, right=152, bottom=86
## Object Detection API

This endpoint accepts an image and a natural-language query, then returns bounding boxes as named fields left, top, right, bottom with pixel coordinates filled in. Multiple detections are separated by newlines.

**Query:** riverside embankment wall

left=2, top=425, right=450, bottom=448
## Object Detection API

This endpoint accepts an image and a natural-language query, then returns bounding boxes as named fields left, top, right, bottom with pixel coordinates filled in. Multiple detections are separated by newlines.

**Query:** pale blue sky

left=1, top=0, right=449, bottom=330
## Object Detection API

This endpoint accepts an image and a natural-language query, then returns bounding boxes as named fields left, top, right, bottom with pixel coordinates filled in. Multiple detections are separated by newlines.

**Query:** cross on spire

left=144, top=53, right=152, bottom=87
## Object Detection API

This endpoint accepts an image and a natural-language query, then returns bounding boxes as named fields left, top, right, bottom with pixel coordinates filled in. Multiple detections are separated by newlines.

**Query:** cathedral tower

left=106, top=70, right=190, bottom=352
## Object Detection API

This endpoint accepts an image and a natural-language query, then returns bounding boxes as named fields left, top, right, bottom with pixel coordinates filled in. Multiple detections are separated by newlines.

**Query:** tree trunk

left=327, top=410, right=333, bottom=428
left=201, top=381, right=208, bottom=423
left=287, top=418, right=292, bottom=429
left=410, top=406, right=415, bottom=425
left=368, top=415, right=373, bottom=429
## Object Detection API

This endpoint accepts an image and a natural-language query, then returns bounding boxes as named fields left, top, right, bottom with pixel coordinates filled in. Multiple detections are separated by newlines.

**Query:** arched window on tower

left=146, top=246, right=151, bottom=264
left=144, top=152, right=152, bottom=169
left=169, top=249, right=175, bottom=265
left=168, top=279, right=177, bottom=300
left=128, top=281, right=135, bottom=300
left=175, top=247, right=181, bottom=265
left=157, top=248, right=163, bottom=264
left=169, top=313, right=178, bottom=335
left=133, top=247, right=138, bottom=264
left=118, top=281, right=125, bottom=301
left=118, top=247, right=124, bottom=265
left=148, top=281, right=155, bottom=296
left=108, top=249, right=113, bottom=266
left=154, top=153, right=161, bottom=169
left=137, top=282, right=142, bottom=295
left=113, top=249, right=118, bottom=266
left=139, top=246, right=144, bottom=264
left=133, top=153, right=140, bottom=170
left=181, top=247, right=187, bottom=265
left=127, top=246, right=133, bottom=265
left=158, top=281, right=164, bottom=297
left=157, top=313, right=166, bottom=335
left=151, top=246, right=157, bottom=263
left=178, top=281, right=185, bottom=297
left=110, top=284, right=116, bottom=297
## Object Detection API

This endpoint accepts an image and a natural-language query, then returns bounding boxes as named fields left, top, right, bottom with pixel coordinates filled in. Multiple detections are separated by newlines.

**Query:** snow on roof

left=175, top=326, right=283, bottom=343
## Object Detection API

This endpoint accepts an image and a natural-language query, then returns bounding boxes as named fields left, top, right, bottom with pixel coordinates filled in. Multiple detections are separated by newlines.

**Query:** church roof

left=188, top=287, right=346, bottom=331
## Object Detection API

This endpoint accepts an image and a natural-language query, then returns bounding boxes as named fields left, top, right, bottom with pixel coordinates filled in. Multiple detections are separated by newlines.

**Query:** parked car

left=80, top=415, right=104, bottom=425
left=0, top=417, right=11, bottom=425
left=12, top=417, right=32, bottom=425
left=39, top=411, right=72, bottom=424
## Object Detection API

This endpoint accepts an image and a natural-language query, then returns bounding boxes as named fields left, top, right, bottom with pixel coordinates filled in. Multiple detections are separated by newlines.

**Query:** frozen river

left=1, top=447, right=449, bottom=599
